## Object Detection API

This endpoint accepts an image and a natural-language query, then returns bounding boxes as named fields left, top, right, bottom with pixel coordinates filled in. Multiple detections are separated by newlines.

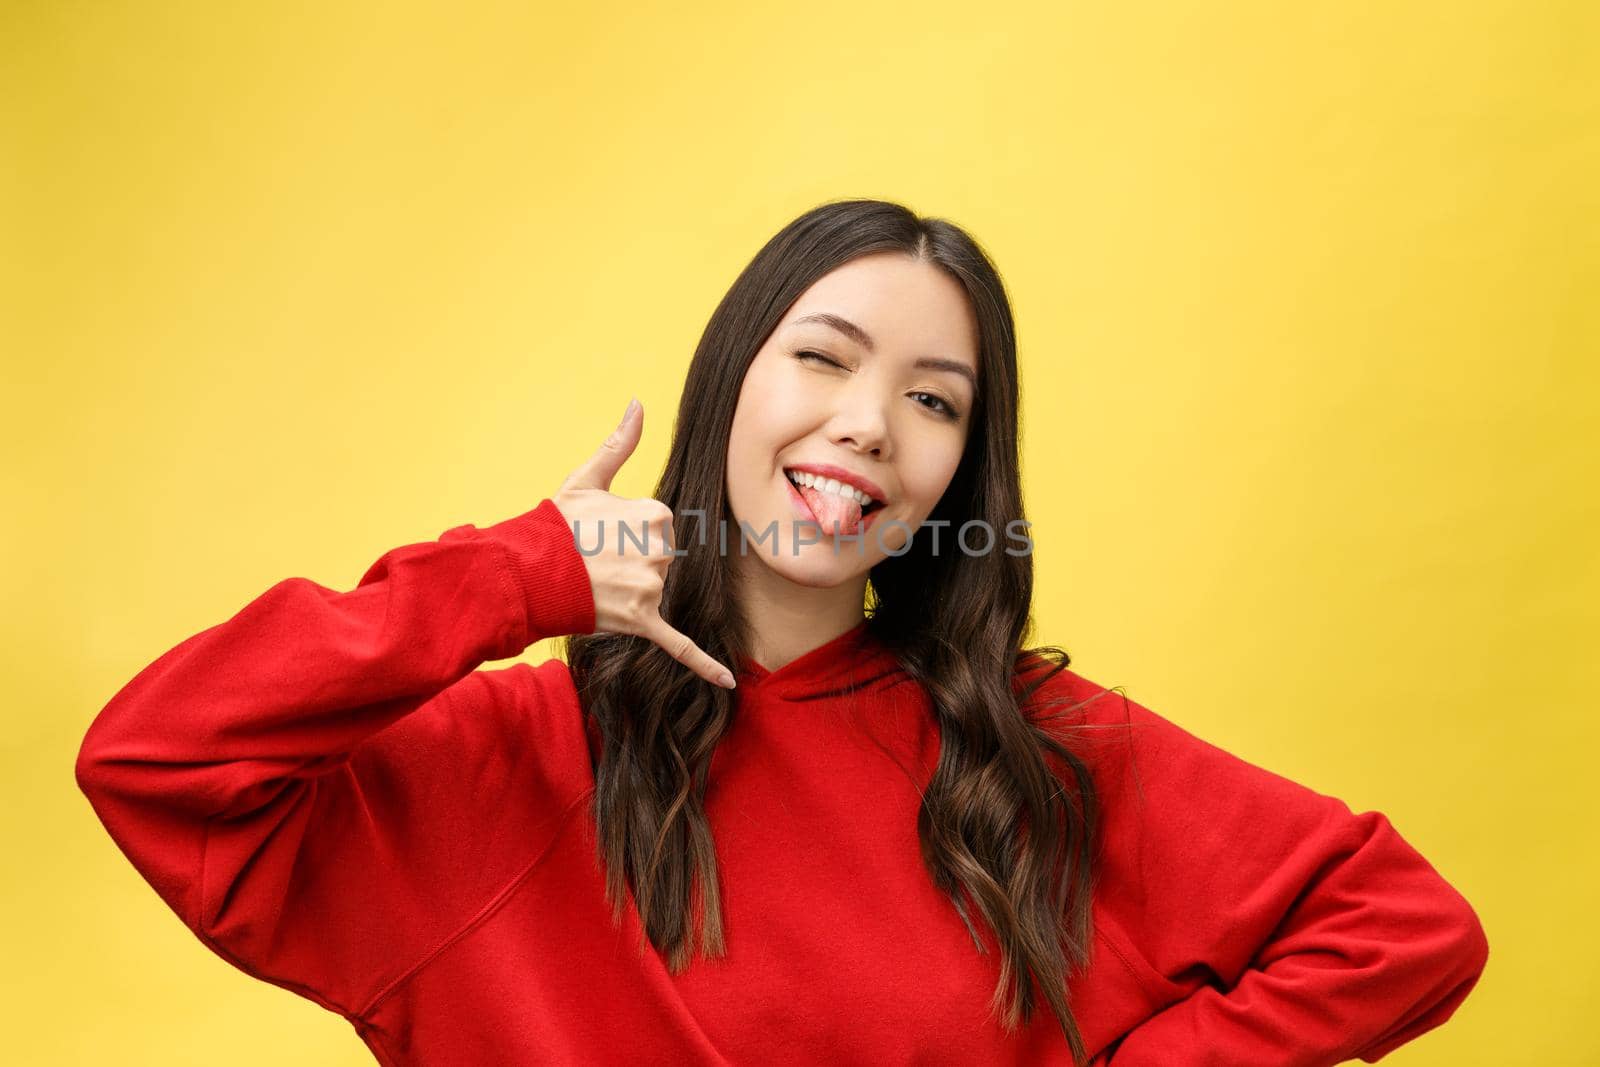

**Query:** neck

left=732, top=553, right=869, bottom=673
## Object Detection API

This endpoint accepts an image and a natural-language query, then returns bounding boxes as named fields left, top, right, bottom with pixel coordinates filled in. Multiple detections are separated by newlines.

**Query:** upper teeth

left=786, top=469, right=874, bottom=507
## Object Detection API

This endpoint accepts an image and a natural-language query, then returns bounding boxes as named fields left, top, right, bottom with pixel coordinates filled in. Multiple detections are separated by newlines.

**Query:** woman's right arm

left=74, top=497, right=597, bottom=1023
left=75, top=397, right=730, bottom=1027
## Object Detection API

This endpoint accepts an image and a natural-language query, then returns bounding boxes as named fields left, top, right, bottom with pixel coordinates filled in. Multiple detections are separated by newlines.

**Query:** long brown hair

left=565, top=198, right=1101, bottom=1064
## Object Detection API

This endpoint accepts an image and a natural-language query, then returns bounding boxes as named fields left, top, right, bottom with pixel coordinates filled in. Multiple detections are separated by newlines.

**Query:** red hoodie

left=75, top=498, right=1488, bottom=1065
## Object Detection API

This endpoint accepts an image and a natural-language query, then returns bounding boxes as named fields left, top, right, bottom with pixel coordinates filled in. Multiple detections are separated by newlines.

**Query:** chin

left=763, top=551, right=869, bottom=589
left=734, top=519, right=872, bottom=587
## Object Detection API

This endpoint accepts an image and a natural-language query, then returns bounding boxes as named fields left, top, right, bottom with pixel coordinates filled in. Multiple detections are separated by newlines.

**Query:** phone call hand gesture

left=553, top=398, right=737, bottom=690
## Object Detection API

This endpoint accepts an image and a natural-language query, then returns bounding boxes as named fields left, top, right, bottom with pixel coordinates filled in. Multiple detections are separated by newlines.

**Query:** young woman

left=76, top=199, right=1488, bottom=1065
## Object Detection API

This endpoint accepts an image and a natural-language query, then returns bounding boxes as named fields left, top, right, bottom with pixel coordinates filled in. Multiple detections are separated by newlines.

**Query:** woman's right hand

left=553, top=398, right=737, bottom=689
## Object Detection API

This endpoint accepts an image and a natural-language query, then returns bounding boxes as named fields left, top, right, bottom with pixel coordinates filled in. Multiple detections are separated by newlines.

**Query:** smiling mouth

left=777, top=467, right=883, bottom=518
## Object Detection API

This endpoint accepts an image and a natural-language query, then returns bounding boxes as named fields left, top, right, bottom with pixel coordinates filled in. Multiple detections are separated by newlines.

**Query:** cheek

left=732, top=357, right=784, bottom=422
left=893, top=445, right=965, bottom=520
left=904, top=421, right=966, bottom=479
left=724, top=421, right=763, bottom=501
left=730, top=371, right=811, bottom=456
left=725, top=379, right=793, bottom=500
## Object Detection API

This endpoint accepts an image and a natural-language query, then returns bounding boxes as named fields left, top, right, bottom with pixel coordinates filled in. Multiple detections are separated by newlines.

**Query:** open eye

left=912, top=391, right=961, bottom=420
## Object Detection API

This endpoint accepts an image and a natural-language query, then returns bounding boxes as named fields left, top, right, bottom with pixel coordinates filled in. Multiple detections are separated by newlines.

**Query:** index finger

left=641, top=614, right=737, bottom=689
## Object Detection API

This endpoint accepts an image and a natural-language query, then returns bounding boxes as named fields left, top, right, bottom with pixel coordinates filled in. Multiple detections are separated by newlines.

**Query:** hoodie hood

left=734, top=619, right=907, bottom=702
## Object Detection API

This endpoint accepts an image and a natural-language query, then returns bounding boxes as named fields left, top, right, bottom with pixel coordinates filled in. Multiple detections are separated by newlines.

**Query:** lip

left=780, top=462, right=887, bottom=507
left=784, top=473, right=884, bottom=536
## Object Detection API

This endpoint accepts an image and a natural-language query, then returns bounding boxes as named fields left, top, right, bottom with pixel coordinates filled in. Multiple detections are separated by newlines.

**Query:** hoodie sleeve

left=73, top=498, right=596, bottom=1022
left=1066, top=678, right=1490, bottom=1067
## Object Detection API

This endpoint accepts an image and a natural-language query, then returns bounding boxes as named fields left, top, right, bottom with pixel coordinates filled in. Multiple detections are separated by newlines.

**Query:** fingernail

left=617, top=398, right=636, bottom=429
left=717, top=670, right=736, bottom=689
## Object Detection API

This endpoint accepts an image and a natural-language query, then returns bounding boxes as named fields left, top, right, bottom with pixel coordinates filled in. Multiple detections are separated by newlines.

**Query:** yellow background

left=4, top=1, right=1594, bottom=1063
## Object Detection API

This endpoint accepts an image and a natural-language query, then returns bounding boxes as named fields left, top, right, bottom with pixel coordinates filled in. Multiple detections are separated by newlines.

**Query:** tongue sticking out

left=800, top=484, right=864, bottom=537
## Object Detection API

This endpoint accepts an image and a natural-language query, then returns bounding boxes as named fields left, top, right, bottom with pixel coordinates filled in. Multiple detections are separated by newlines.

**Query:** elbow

left=1372, top=896, right=1491, bottom=1062
left=74, top=723, right=106, bottom=799
left=1410, top=871, right=1489, bottom=988
left=1447, top=896, right=1490, bottom=981
left=74, top=709, right=126, bottom=804
left=1366, top=810, right=1490, bottom=982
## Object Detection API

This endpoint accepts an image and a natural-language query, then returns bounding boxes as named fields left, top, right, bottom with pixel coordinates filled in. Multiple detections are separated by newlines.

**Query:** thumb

left=564, top=397, right=642, bottom=493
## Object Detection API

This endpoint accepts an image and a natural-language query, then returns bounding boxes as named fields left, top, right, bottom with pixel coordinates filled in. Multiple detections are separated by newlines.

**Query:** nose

left=828, top=381, right=891, bottom=458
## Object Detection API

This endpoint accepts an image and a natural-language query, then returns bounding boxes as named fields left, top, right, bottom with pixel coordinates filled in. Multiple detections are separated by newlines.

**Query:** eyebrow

left=788, top=312, right=978, bottom=391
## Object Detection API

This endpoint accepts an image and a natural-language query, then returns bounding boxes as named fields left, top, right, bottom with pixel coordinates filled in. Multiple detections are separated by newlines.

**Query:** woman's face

left=725, top=251, right=980, bottom=587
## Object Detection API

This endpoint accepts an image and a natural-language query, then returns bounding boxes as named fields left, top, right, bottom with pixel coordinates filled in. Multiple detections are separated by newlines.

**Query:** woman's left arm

left=1076, top=683, right=1490, bottom=1066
